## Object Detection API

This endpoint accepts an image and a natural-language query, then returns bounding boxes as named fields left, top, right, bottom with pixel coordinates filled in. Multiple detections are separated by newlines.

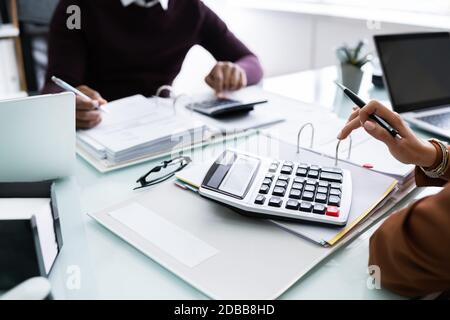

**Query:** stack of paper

left=77, top=95, right=210, bottom=165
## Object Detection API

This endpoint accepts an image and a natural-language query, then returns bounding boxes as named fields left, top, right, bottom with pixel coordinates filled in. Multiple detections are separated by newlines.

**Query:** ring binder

left=156, top=85, right=194, bottom=116
left=296, top=122, right=315, bottom=154
left=156, top=85, right=179, bottom=115
left=335, top=135, right=353, bottom=166
left=156, top=85, right=174, bottom=97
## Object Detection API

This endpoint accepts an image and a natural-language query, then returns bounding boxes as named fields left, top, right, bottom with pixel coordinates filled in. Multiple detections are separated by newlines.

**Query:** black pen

left=335, top=82, right=401, bottom=140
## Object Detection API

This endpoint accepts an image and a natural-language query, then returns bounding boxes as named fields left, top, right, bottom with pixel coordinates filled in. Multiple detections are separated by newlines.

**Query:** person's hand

left=75, top=85, right=107, bottom=129
left=205, top=62, right=247, bottom=96
left=337, top=100, right=438, bottom=167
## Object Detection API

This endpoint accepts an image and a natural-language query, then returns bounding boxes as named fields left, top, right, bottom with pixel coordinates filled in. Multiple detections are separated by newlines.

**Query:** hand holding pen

left=51, top=76, right=108, bottom=129
left=337, top=100, right=439, bottom=168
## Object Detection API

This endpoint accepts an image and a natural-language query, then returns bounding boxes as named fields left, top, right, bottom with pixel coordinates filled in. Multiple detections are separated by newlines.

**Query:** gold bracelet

left=420, top=139, right=449, bottom=178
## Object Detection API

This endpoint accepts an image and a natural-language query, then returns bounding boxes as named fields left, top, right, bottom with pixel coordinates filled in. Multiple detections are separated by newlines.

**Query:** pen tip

left=334, top=81, right=346, bottom=91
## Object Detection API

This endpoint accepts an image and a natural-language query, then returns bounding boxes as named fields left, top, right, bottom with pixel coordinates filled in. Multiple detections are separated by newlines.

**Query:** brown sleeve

left=415, top=145, right=450, bottom=187
left=368, top=185, right=450, bottom=297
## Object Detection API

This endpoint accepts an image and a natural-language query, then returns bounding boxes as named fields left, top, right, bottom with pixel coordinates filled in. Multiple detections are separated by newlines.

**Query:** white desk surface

left=49, top=66, right=430, bottom=299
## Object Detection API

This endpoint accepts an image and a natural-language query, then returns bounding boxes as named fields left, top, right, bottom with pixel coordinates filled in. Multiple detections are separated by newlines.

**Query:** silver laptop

left=375, top=32, right=450, bottom=138
left=0, top=93, right=76, bottom=182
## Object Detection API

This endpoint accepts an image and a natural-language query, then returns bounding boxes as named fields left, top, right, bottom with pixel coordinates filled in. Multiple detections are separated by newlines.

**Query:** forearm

left=236, top=55, right=263, bottom=86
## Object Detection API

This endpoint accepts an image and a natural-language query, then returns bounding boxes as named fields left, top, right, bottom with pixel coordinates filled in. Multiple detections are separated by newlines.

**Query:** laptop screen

left=375, top=32, right=450, bottom=113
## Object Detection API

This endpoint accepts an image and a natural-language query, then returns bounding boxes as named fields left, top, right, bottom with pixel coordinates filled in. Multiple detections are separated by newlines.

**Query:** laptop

left=374, top=32, right=450, bottom=138
left=0, top=93, right=76, bottom=182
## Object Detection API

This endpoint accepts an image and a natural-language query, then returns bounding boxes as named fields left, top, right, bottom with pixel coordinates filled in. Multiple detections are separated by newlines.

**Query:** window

left=290, top=0, right=450, bottom=16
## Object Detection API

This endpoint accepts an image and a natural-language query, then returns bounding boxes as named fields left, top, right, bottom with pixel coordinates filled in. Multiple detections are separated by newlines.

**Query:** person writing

left=42, top=0, right=263, bottom=129
left=337, top=100, right=450, bottom=298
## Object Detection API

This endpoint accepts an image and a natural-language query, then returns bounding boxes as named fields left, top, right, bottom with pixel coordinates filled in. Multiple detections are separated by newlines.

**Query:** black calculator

left=199, top=150, right=352, bottom=226
left=186, top=98, right=267, bottom=117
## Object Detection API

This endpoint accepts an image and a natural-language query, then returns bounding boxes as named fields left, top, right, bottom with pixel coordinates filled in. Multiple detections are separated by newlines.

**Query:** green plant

left=336, top=40, right=372, bottom=69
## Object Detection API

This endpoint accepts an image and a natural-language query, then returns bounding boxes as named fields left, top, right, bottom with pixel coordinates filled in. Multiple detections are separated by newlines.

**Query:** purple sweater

left=42, top=0, right=263, bottom=100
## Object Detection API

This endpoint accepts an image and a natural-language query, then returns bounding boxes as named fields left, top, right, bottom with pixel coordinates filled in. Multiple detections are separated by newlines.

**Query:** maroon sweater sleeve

left=197, top=2, right=263, bottom=85
left=41, top=0, right=88, bottom=94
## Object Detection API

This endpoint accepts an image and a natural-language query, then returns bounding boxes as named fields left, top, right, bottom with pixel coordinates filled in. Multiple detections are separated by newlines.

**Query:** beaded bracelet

left=420, top=139, right=449, bottom=178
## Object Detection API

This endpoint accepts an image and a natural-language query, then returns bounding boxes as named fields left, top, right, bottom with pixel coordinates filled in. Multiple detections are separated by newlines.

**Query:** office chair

left=17, top=0, right=58, bottom=94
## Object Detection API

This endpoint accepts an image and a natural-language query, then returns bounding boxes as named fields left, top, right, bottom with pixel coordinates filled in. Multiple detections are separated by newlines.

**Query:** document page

left=78, top=95, right=206, bottom=154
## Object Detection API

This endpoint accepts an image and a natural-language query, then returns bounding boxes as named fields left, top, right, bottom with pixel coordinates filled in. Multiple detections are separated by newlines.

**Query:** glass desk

left=47, top=66, right=434, bottom=300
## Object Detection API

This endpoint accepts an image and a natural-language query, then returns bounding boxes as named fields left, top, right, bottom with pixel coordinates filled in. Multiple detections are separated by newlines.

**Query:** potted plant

left=336, top=40, right=372, bottom=93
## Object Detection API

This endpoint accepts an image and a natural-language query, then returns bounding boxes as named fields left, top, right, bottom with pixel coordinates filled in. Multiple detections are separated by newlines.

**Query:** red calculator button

left=326, top=206, right=340, bottom=217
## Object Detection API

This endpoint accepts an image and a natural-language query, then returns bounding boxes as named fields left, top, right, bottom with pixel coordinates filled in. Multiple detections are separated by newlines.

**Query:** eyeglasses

left=134, top=156, right=192, bottom=190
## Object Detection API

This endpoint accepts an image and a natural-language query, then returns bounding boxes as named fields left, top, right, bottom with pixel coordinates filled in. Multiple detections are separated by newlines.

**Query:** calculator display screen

left=203, top=151, right=260, bottom=199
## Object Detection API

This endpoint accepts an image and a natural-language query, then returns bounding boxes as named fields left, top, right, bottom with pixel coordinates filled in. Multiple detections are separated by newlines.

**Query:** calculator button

left=306, top=179, right=317, bottom=185
left=259, top=185, right=270, bottom=194
left=296, top=168, right=308, bottom=177
left=302, top=191, right=314, bottom=201
left=254, top=195, right=265, bottom=205
left=272, top=187, right=286, bottom=196
left=284, top=161, right=294, bottom=167
left=289, top=189, right=302, bottom=199
left=315, top=193, right=327, bottom=204
left=326, top=206, right=340, bottom=217
left=294, top=177, right=306, bottom=184
left=275, top=180, right=288, bottom=188
left=299, top=202, right=313, bottom=212
left=269, top=164, right=278, bottom=172
left=318, top=181, right=329, bottom=188
left=317, top=186, right=328, bottom=194
left=280, top=166, right=293, bottom=175
left=308, top=170, right=319, bottom=179
left=286, top=199, right=300, bottom=210
left=298, top=163, right=309, bottom=170
left=320, top=172, right=343, bottom=183
left=330, top=183, right=342, bottom=190
left=291, top=183, right=303, bottom=190
left=268, top=197, right=283, bottom=207
left=313, top=204, right=326, bottom=215
left=278, top=175, right=290, bottom=182
left=265, top=173, right=275, bottom=180
left=322, top=167, right=343, bottom=175
left=330, top=188, right=341, bottom=197
left=328, top=195, right=341, bottom=206
left=262, top=178, right=272, bottom=185
left=310, top=165, right=321, bottom=171
left=304, top=184, right=316, bottom=193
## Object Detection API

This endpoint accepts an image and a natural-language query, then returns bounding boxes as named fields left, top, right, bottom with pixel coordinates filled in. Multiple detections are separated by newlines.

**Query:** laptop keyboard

left=418, top=112, right=450, bottom=129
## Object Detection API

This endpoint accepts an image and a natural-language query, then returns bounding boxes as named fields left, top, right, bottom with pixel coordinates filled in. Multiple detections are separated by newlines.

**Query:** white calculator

left=199, top=150, right=352, bottom=226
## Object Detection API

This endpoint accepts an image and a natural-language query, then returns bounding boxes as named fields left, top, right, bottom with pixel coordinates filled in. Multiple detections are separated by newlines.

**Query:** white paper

left=108, top=202, right=219, bottom=268
left=78, top=95, right=206, bottom=156
left=263, top=114, right=414, bottom=180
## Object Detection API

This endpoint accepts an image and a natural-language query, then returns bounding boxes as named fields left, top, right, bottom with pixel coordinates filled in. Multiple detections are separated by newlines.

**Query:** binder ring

left=296, top=122, right=315, bottom=154
left=156, top=85, right=174, bottom=98
left=156, top=85, right=178, bottom=115
left=334, top=135, right=353, bottom=166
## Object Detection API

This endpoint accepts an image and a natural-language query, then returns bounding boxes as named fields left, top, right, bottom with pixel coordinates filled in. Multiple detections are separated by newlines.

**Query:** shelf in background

left=0, top=24, right=19, bottom=39
left=0, top=91, right=28, bottom=101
